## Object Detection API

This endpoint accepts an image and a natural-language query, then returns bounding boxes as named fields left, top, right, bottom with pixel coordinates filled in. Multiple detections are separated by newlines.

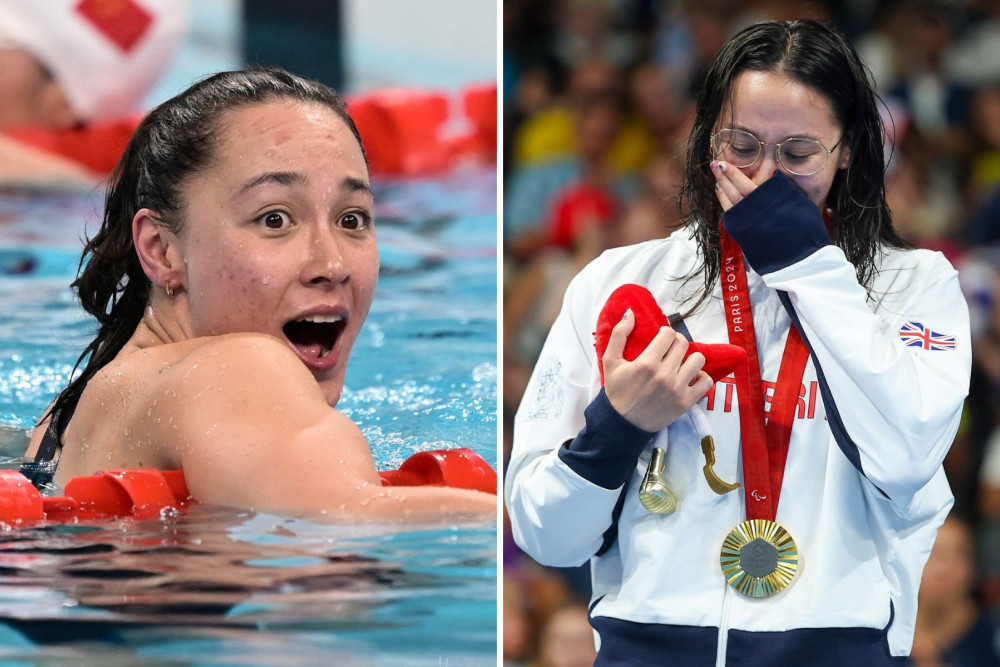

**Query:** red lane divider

left=378, top=447, right=497, bottom=494
left=346, top=82, right=497, bottom=175
left=0, top=448, right=496, bottom=526
left=2, top=82, right=498, bottom=178
left=456, top=82, right=497, bottom=159
left=3, top=117, right=141, bottom=176
left=348, top=88, right=452, bottom=175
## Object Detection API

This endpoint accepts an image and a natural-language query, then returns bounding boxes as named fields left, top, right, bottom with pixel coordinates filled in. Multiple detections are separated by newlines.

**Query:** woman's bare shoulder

left=151, top=333, right=330, bottom=420
left=172, top=332, right=305, bottom=366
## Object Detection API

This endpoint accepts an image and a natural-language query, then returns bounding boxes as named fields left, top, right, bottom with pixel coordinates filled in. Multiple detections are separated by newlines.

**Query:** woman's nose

left=746, top=147, right=780, bottom=185
left=302, top=229, right=350, bottom=286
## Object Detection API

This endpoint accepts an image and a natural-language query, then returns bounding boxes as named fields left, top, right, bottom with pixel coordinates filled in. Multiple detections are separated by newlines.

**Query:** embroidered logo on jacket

left=525, top=355, right=564, bottom=421
left=899, top=322, right=956, bottom=351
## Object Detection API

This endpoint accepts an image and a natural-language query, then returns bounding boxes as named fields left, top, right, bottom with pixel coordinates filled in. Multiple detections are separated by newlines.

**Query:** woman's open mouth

left=282, top=314, right=347, bottom=370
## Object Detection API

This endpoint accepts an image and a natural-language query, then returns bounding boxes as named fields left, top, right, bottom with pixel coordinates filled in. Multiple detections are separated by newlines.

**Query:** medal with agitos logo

left=720, top=519, right=798, bottom=597
left=718, top=227, right=809, bottom=598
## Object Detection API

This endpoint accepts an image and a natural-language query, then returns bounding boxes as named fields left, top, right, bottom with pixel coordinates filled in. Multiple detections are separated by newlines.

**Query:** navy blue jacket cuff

left=557, top=388, right=655, bottom=490
left=722, top=171, right=832, bottom=275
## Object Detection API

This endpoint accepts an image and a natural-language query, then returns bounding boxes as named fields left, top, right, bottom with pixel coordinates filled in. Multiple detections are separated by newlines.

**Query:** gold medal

left=719, top=519, right=798, bottom=598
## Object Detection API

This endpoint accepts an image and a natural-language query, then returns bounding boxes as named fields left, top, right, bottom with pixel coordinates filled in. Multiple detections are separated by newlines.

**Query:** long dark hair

left=44, top=67, right=367, bottom=439
left=678, top=19, right=904, bottom=312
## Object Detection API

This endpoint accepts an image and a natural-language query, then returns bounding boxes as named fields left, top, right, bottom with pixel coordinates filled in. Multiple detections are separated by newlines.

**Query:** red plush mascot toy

left=594, top=284, right=746, bottom=385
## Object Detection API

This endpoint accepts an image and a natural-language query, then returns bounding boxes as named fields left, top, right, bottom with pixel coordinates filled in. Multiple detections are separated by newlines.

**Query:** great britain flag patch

left=899, top=321, right=956, bottom=351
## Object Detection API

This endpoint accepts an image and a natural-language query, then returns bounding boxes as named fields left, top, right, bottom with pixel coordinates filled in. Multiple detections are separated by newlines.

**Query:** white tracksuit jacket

left=505, top=173, right=971, bottom=666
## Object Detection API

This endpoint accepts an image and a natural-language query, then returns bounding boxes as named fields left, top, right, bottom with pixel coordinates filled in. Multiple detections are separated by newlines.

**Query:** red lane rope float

left=0, top=448, right=497, bottom=526
left=347, top=88, right=451, bottom=175
left=3, top=116, right=141, bottom=176
left=2, top=82, right=498, bottom=178
left=377, top=447, right=497, bottom=493
left=346, top=82, right=497, bottom=175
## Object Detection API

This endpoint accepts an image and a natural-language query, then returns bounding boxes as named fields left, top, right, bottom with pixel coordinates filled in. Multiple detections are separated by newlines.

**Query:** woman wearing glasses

left=505, top=19, right=971, bottom=665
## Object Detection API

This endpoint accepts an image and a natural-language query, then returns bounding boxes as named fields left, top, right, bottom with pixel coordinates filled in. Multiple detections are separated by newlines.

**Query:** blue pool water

left=0, top=166, right=498, bottom=664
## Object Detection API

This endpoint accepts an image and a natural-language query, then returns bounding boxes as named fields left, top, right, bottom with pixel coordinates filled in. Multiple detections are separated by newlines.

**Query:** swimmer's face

left=0, top=49, right=76, bottom=129
left=175, top=100, right=378, bottom=405
left=713, top=70, right=851, bottom=210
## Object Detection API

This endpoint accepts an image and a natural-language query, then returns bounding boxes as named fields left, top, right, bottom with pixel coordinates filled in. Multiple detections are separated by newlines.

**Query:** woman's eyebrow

left=238, top=170, right=305, bottom=194
left=234, top=171, right=375, bottom=204
left=237, top=172, right=372, bottom=197
left=343, top=176, right=373, bottom=197
left=727, top=124, right=820, bottom=140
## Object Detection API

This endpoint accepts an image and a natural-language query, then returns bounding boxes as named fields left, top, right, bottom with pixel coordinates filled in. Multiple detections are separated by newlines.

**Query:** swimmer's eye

left=338, top=211, right=372, bottom=231
left=259, top=210, right=292, bottom=230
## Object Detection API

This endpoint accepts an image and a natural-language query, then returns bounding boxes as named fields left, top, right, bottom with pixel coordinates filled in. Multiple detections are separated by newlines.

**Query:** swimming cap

left=0, top=0, right=188, bottom=122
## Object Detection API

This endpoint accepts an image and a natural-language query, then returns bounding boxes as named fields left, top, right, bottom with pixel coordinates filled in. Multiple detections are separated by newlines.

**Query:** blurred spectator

left=504, top=209, right=610, bottom=414
left=963, top=83, right=1000, bottom=244
left=505, top=61, right=561, bottom=181
left=911, top=515, right=1000, bottom=666
left=504, top=579, right=532, bottom=666
left=536, top=604, right=597, bottom=667
left=979, top=417, right=1000, bottom=519
left=622, top=59, right=689, bottom=163
left=552, top=0, right=638, bottom=70
left=955, top=254, right=1000, bottom=522
left=886, top=130, right=964, bottom=261
left=651, top=0, right=741, bottom=100
left=969, top=83, right=1000, bottom=196
left=857, top=1, right=973, bottom=160
left=965, top=186, right=1000, bottom=247
left=944, top=0, right=1000, bottom=89
left=504, top=571, right=597, bottom=667
left=511, top=56, right=651, bottom=173
left=503, top=0, right=560, bottom=102
left=505, top=95, right=637, bottom=261
left=511, top=57, right=619, bottom=168
left=614, top=151, right=687, bottom=247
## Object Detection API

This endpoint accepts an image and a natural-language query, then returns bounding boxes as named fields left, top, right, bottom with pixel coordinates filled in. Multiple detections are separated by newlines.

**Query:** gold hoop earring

left=165, top=283, right=176, bottom=298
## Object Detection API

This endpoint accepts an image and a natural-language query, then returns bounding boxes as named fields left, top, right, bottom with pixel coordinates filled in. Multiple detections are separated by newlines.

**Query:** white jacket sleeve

left=504, top=264, right=656, bottom=567
left=724, top=172, right=971, bottom=517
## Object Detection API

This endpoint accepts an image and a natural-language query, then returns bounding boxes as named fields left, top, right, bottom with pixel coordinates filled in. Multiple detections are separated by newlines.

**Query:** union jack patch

left=899, top=321, right=956, bottom=351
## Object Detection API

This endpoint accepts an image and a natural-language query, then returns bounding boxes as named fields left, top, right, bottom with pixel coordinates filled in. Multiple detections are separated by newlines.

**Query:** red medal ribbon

left=719, top=227, right=810, bottom=520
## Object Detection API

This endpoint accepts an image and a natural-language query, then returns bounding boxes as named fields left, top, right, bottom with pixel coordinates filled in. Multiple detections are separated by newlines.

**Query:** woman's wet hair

left=678, top=19, right=905, bottom=312
left=43, top=67, right=367, bottom=437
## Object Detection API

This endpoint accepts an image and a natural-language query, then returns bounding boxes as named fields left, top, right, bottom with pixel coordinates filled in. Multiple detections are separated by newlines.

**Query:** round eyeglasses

left=710, top=129, right=842, bottom=177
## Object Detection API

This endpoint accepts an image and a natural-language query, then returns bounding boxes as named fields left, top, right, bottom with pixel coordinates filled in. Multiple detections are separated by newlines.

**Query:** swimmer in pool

left=22, top=68, right=496, bottom=519
left=0, top=0, right=188, bottom=185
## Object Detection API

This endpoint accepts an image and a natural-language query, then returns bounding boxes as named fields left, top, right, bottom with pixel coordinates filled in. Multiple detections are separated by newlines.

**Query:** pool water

left=0, top=166, right=498, bottom=664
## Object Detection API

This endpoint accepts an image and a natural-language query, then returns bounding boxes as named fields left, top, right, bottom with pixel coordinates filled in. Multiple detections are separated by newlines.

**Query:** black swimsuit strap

left=20, top=402, right=72, bottom=490
left=34, top=416, right=62, bottom=463
left=35, top=395, right=79, bottom=463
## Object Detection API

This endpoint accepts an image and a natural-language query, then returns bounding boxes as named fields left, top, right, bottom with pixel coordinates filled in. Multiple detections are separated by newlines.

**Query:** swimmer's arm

left=167, top=337, right=496, bottom=520
left=185, top=409, right=496, bottom=520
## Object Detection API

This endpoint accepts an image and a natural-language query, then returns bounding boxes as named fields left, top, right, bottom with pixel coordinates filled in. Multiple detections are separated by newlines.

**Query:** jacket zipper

left=716, top=579, right=734, bottom=666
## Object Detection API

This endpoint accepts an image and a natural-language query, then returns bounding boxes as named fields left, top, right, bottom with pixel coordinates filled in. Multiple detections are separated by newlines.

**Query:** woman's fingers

left=716, top=179, right=733, bottom=211
left=712, top=160, right=739, bottom=210
left=712, top=160, right=758, bottom=211
left=602, top=308, right=635, bottom=371
left=604, top=326, right=712, bottom=432
left=642, top=325, right=681, bottom=363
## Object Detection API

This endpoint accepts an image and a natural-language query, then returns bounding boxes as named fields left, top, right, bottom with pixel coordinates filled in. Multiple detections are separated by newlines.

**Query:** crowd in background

left=502, top=0, right=1000, bottom=664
